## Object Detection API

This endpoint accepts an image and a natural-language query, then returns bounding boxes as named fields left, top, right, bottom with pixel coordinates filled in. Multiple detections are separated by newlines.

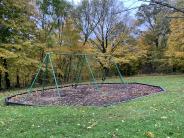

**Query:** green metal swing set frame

left=28, top=52, right=124, bottom=95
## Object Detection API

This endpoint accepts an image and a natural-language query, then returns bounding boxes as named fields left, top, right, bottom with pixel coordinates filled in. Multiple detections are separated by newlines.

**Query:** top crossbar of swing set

left=48, top=52, right=124, bottom=85
left=48, top=52, right=113, bottom=57
left=28, top=52, right=125, bottom=96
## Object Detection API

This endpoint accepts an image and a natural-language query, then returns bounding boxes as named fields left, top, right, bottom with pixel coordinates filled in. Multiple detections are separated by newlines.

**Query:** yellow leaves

left=0, top=65, right=6, bottom=73
left=0, top=48, right=17, bottom=59
left=112, top=43, right=146, bottom=65
left=62, top=18, right=81, bottom=50
left=1, top=44, right=23, bottom=50
left=145, top=131, right=155, bottom=138
left=93, top=52, right=112, bottom=68
left=166, top=14, right=184, bottom=69
left=14, top=56, right=38, bottom=67
left=167, top=13, right=184, bottom=59
left=175, top=52, right=184, bottom=58
left=114, top=57, right=130, bottom=64
left=0, top=42, right=41, bottom=84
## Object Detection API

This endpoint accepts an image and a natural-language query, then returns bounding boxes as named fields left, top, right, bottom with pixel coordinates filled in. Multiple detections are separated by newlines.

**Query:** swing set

left=5, top=52, right=165, bottom=106
left=28, top=52, right=124, bottom=96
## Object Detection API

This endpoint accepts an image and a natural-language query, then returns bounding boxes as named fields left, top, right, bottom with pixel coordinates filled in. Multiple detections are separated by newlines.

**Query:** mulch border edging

left=4, top=82, right=165, bottom=106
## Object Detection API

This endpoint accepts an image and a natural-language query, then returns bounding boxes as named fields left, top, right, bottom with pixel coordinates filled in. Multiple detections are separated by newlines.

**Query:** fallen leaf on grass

left=0, top=121, right=5, bottom=126
left=87, top=122, right=97, bottom=129
left=161, top=116, right=167, bottom=119
left=112, top=133, right=117, bottom=138
left=145, top=131, right=155, bottom=138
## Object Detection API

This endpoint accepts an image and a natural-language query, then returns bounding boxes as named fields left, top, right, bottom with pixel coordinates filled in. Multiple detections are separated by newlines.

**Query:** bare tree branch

left=139, top=0, right=184, bottom=14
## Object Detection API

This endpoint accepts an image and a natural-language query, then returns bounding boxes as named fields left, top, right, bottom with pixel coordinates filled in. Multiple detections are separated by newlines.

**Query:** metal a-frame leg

left=28, top=53, right=60, bottom=96
left=84, top=54, right=99, bottom=90
left=75, top=56, right=84, bottom=85
left=28, top=54, right=48, bottom=94
left=42, top=54, right=49, bottom=92
left=111, top=59, right=124, bottom=84
left=48, top=53, right=60, bottom=96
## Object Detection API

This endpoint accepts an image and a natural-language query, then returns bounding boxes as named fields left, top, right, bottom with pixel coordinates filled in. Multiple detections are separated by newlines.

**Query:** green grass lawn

left=0, top=75, right=184, bottom=138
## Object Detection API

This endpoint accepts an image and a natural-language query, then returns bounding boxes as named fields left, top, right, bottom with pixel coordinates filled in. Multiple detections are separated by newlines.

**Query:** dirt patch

left=7, top=83, right=164, bottom=106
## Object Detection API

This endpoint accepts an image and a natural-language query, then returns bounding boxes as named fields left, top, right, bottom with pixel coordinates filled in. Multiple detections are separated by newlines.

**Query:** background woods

left=0, top=0, right=184, bottom=90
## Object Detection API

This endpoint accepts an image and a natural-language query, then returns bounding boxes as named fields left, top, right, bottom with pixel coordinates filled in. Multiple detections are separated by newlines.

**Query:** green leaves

left=0, top=0, right=36, bottom=43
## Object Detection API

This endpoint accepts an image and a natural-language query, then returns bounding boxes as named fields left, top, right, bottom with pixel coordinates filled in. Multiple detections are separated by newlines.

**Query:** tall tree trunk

left=3, top=59, right=10, bottom=89
left=102, top=67, right=109, bottom=81
left=155, top=38, right=159, bottom=48
left=67, top=57, right=72, bottom=82
left=0, top=72, right=2, bottom=90
left=58, top=19, right=62, bottom=46
left=16, top=69, right=20, bottom=88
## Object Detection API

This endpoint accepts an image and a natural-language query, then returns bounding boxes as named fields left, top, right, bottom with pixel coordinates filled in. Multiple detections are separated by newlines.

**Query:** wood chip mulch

left=9, top=83, right=164, bottom=106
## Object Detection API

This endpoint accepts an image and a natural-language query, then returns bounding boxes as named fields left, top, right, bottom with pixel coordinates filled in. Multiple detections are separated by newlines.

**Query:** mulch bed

left=7, top=83, right=164, bottom=106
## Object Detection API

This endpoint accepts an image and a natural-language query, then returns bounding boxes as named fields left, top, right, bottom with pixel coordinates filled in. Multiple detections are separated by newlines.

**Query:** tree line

left=0, top=0, right=184, bottom=90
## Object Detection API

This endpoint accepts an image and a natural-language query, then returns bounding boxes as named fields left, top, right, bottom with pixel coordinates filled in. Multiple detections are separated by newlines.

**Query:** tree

left=74, top=0, right=129, bottom=53
left=151, top=0, right=184, bottom=14
left=165, top=0, right=184, bottom=72
left=136, top=1, right=172, bottom=73
left=73, top=0, right=132, bottom=77
left=166, top=14, right=184, bottom=72
left=72, top=0, right=102, bottom=46
left=36, top=0, right=71, bottom=46
left=62, top=18, right=81, bottom=51
left=0, top=0, right=38, bottom=89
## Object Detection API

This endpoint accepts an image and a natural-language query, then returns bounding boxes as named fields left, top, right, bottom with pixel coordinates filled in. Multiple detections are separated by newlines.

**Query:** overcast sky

left=68, top=0, right=147, bottom=16
left=69, top=0, right=144, bottom=6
